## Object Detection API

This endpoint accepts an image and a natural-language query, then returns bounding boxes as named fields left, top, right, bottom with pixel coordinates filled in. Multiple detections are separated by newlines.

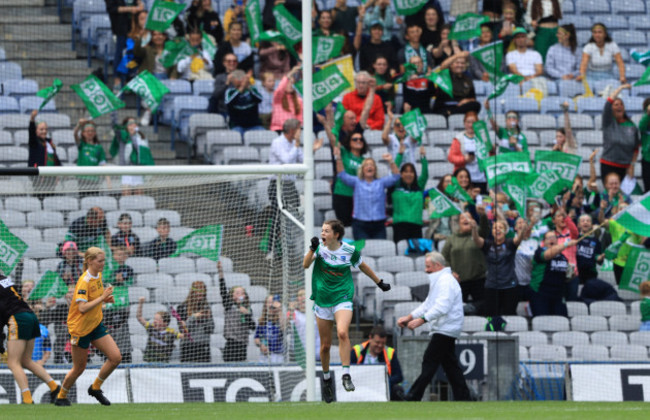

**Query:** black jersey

left=0, top=276, right=32, bottom=327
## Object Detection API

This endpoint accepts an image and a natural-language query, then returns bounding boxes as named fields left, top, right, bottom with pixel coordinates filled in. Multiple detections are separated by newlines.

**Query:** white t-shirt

left=506, top=49, right=543, bottom=77
left=387, top=134, right=418, bottom=167
left=455, top=131, right=486, bottom=183
left=583, top=42, right=621, bottom=73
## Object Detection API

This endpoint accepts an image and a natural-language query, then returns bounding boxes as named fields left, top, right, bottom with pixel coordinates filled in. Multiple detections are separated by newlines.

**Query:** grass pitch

left=4, top=402, right=649, bottom=420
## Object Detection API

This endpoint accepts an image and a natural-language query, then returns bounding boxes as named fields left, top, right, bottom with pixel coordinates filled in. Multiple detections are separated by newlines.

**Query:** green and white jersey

left=310, top=242, right=362, bottom=308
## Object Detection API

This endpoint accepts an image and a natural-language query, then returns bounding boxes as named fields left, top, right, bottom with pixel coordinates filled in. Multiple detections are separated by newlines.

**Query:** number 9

left=459, top=349, right=476, bottom=375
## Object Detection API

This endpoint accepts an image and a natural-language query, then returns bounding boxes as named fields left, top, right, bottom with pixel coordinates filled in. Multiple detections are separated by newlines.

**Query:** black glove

left=310, top=237, right=320, bottom=252
left=376, top=280, right=391, bottom=292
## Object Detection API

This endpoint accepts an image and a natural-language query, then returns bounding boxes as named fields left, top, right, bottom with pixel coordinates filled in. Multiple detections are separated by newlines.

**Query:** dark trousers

left=351, top=219, right=386, bottom=240
left=600, top=162, right=627, bottom=184
left=483, top=287, right=518, bottom=317
left=407, top=333, right=471, bottom=401
left=393, top=222, right=423, bottom=244
left=333, top=194, right=353, bottom=227
left=460, top=278, right=485, bottom=304
left=529, top=289, right=568, bottom=317
left=614, top=263, right=624, bottom=285
left=643, top=160, right=650, bottom=193
left=223, top=339, right=247, bottom=362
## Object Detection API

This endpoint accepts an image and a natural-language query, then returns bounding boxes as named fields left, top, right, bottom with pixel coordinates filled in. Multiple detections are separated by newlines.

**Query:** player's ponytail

left=83, top=246, right=105, bottom=272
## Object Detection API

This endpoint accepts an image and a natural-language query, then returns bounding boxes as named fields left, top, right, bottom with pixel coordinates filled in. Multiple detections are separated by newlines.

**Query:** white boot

left=141, top=109, right=151, bottom=126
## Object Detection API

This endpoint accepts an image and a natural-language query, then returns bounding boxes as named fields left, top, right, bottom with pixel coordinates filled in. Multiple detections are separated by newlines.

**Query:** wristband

left=420, top=316, right=427, bottom=322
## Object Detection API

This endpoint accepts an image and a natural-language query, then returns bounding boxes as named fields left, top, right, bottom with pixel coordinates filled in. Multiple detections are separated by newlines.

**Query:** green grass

left=4, top=402, right=650, bottom=420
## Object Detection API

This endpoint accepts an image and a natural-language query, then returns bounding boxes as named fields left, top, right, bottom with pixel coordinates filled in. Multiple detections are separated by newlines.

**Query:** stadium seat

left=463, top=316, right=487, bottom=333
left=159, top=80, right=192, bottom=121
left=5, top=196, right=41, bottom=212
left=389, top=302, right=422, bottom=331
left=529, top=344, right=567, bottom=361
left=362, top=239, right=396, bottom=257
left=394, top=271, right=429, bottom=288
left=560, top=15, right=591, bottom=30
left=160, top=286, right=192, bottom=304
left=131, top=226, right=158, bottom=243
left=243, top=129, right=277, bottom=148
left=609, top=314, right=641, bottom=331
left=597, top=15, right=629, bottom=30
left=80, top=195, right=118, bottom=211
left=576, top=97, right=606, bottom=116
left=20, top=96, right=56, bottom=114
left=0, top=210, right=26, bottom=227
left=43, top=196, right=79, bottom=212
left=612, top=0, right=645, bottom=14
left=189, top=113, right=227, bottom=154
left=222, top=272, right=251, bottom=289
left=552, top=331, right=590, bottom=347
left=575, top=130, right=602, bottom=146
left=575, top=0, right=609, bottom=14
left=222, top=146, right=261, bottom=165
left=205, top=129, right=242, bottom=160
left=612, top=30, right=646, bottom=48
left=126, top=257, right=157, bottom=274
left=610, top=344, right=648, bottom=360
left=629, top=15, right=650, bottom=31
left=0, top=62, right=22, bottom=83
left=106, top=210, right=143, bottom=227
left=27, top=211, right=64, bottom=228
left=424, top=114, right=447, bottom=129
left=447, top=114, right=466, bottom=131
left=0, top=47, right=5, bottom=61
left=532, top=315, right=570, bottom=332
left=136, top=273, right=174, bottom=289
left=39, top=257, right=62, bottom=273
left=86, top=14, right=112, bottom=49
left=519, top=345, right=529, bottom=361
left=158, top=257, right=196, bottom=274
left=143, top=210, right=181, bottom=227
left=193, top=79, right=214, bottom=97
left=11, top=227, right=42, bottom=244
left=0, top=131, right=11, bottom=145
left=571, top=344, right=609, bottom=360
left=375, top=285, right=412, bottom=323
left=566, top=301, right=589, bottom=317
left=589, top=301, right=627, bottom=317
left=376, top=256, right=414, bottom=273
left=3, top=79, right=38, bottom=99
left=591, top=330, right=628, bottom=347
left=571, top=315, right=608, bottom=332
left=629, top=331, right=650, bottom=347
left=50, top=129, right=75, bottom=147
left=521, top=114, right=556, bottom=130
left=630, top=300, right=641, bottom=317
left=175, top=273, right=212, bottom=288
left=0, top=97, right=20, bottom=114
left=246, top=285, right=269, bottom=303
left=23, top=241, right=58, bottom=258
left=119, top=195, right=156, bottom=211
left=502, top=316, right=528, bottom=332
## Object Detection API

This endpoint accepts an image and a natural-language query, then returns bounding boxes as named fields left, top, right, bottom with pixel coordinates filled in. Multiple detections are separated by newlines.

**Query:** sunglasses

left=351, top=136, right=363, bottom=142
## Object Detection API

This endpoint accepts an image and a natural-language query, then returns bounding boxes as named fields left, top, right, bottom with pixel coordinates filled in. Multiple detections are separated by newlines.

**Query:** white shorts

left=314, top=301, right=353, bottom=321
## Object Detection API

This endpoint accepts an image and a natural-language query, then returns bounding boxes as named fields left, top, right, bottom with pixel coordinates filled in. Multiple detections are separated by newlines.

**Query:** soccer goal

left=0, top=163, right=331, bottom=403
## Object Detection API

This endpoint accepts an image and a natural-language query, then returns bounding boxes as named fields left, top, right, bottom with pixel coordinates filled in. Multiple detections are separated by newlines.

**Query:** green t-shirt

left=310, top=242, right=360, bottom=307
left=497, top=127, right=528, bottom=153
left=639, top=114, right=650, bottom=163
left=609, top=220, right=642, bottom=268
left=641, top=297, right=650, bottom=323
left=391, top=154, right=428, bottom=225
left=334, top=147, right=363, bottom=197
left=77, top=141, right=107, bottom=181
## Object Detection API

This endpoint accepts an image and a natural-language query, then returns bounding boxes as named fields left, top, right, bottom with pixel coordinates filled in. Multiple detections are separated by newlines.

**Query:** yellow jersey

left=67, top=270, right=104, bottom=337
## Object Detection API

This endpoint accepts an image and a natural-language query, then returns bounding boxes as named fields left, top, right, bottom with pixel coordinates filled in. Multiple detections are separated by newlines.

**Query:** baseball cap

left=62, top=241, right=78, bottom=252
left=370, top=19, right=384, bottom=29
left=512, top=27, right=527, bottom=36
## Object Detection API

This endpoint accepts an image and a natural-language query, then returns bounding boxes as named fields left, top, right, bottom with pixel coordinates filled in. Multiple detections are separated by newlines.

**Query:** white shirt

left=177, top=49, right=214, bottom=80
left=506, top=49, right=543, bottom=77
left=455, top=131, right=486, bottom=183
left=269, top=134, right=303, bottom=180
left=386, top=134, right=418, bottom=167
left=231, top=41, right=252, bottom=64
left=410, top=267, right=464, bottom=338
left=583, top=42, right=621, bottom=74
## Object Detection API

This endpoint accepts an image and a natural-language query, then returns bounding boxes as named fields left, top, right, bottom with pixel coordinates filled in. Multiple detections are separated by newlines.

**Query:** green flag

left=394, top=62, right=418, bottom=84
left=611, top=191, right=650, bottom=237
left=36, top=78, right=63, bottom=111
left=332, top=102, right=346, bottom=140
left=145, top=0, right=186, bottom=32
left=0, top=220, right=28, bottom=275
left=534, top=150, right=582, bottom=181
left=392, top=0, right=428, bottom=16
left=472, top=120, right=493, bottom=171
left=604, top=232, right=631, bottom=261
left=71, top=74, right=125, bottom=119
left=291, top=321, right=306, bottom=369
left=445, top=176, right=474, bottom=204
left=313, top=35, right=345, bottom=64
left=121, top=70, right=170, bottom=112
left=343, top=238, right=366, bottom=251
left=631, top=49, right=650, bottom=66
left=634, top=66, right=650, bottom=87
left=619, top=246, right=650, bottom=293
left=202, top=31, right=217, bottom=58
left=488, top=74, right=525, bottom=99
left=258, top=30, right=299, bottom=59
left=245, top=0, right=263, bottom=43
left=502, top=172, right=529, bottom=217
left=96, top=235, right=116, bottom=282
left=28, top=271, right=68, bottom=301
left=526, top=170, right=571, bottom=204
left=470, top=41, right=504, bottom=82
left=295, top=65, right=350, bottom=112
left=172, top=225, right=223, bottom=261
left=273, top=4, right=302, bottom=44
left=161, top=38, right=197, bottom=68
left=449, top=13, right=489, bottom=40
left=426, top=68, right=453, bottom=98
left=399, top=108, right=427, bottom=144
left=483, top=151, right=531, bottom=188
left=428, top=188, right=462, bottom=218
left=104, top=286, right=130, bottom=309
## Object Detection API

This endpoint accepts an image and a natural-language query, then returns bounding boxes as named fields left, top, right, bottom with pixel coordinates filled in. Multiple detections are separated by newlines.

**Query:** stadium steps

left=1, top=0, right=192, bottom=165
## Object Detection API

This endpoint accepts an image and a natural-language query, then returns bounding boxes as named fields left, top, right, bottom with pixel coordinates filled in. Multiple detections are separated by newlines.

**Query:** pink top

left=556, top=215, right=579, bottom=275
left=270, top=76, right=303, bottom=131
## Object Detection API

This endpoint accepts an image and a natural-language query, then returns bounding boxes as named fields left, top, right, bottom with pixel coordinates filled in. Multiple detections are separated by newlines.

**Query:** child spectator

left=575, top=214, right=604, bottom=284
left=137, top=297, right=183, bottom=363
left=254, top=295, right=286, bottom=363
left=40, top=286, right=74, bottom=363
left=258, top=72, right=275, bottom=130
left=177, top=281, right=214, bottom=362
left=111, top=213, right=141, bottom=257
left=269, top=65, right=303, bottom=132
left=177, top=27, right=214, bottom=81
left=109, top=246, right=135, bottom=287
left=73, top=119, right=111, bottom=193
left=57, top=241, right=83, bottom=286
left=218, top=262, right=255, bottom=362
left=143, top=218, right=177, bottom=261
left=640, top=281, right=650, bottom=331
left=186, top=0, right=224, bottom=45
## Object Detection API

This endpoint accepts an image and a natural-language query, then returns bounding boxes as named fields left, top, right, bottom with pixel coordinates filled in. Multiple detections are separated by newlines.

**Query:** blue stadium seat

left=168, top=96, right=209, bottom=142
left=576, top=30, right=591, bottom=47
left=506, top=97, right=539, bottom=114
left=20, top=96, right=56, bottom=114
left=625, top=64, right=647, bottom=82
left=73, top=0, right=107, bottom=34
left=561, top=0, right=574, bottom=14
left=597, top=15, right=628, bottom=30
left=576, top=97, right=606, bottom=116
left=629, top=15, right=650, bottom=31
left=540, top=96, right=573, bottom=114
left=159, top=79, right=192, bottom=123
left=611, top=0, right=645, bottom=15
left=576, top=0, right=610, bottom=15
left=558, top=80, right=584, bottom=98
left=0, top=47, right=5, bottom=61
left=3, top=79, right=38, bottom=99
left=87, top=15, right=112, bottom=57
left=0, top=62, right=22, bottom=82
left=0, top=97, right=19, bottom=114
left=193, top=79, right=214, bottom=98
left=560, top=15, right=592, bottom=30
left=611, top=30, right=646, bottom=48
left=521, top=114, right=556, bottom=130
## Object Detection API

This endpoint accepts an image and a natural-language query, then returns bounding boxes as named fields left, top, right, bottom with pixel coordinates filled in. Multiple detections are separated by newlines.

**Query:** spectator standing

left=354, top=19, right=398, bottom=74
left=28, top=110, right=61, bottom=197
left=208, top=53, right=238, bottom=116
left=254, top=295, right=286, bottom=363
left=136, top=297, right=182, bottom=363
left=402, top=55, right=436, bottom=114
left=544, top=24, right=580, bottom=80
left=391, top=144, right=429, bottom=244
left=105, top=0, right=144, bottom=90
left=186, top=0, right=224, bottom=45
left=485, top=101, right=528, bottom=153
left=224, top=70, right=265, bottom=136
left=398, top=23, right=432, bottom=73
left=331, top=0, right=359, bottom=36
left=258, top=41, right=292, bottom=81
left=111, top=117, right=154, bottom=196
left=420, top=6, right=443, bottom=52
left=362, top=0, right=401, bottom=45
left=40, top=287, right=75, bottom=363
left=176, top=281, right=214, bottom=363
left=382, top=106, right=419, bottom=166
left=396, top=252, right=471, bottom=402
left=639, top=98, right=650, bottom=192
left=578, top=23, right=626, bottom=84
left=218, top=261, right=255, bottom=362
left=551, top=101, right=578, bottom=154
left=223, top=0, right=249, bottom=41
left=448, top=111, right=488, bottom=193
left=575, top=214, right=604, bottom=284
left=600, top=84, right=639, bottom=182
left=524, top=0, right=562, bottom=62
left=639, top=281, right=650, bottom=331
left=142, top=218, right=177, bottom=261
left=73, top=119, right=111, bottom=193
left=287, top=289, right=320, bottom=362
left=270, top=65, right=303, bottom=132
left=431, top=24, right=462, bottom=68
left=342, top=72, right=385, bottom=130
left=370, top=56, right=395, bottom=108
left=257, top=72, right=275, bottom=130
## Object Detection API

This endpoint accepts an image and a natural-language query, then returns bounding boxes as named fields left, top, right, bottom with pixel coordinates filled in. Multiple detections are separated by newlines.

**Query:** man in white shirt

left=397, top=252, right=471, bottom=401
left=506, top=28, right=545, bottom=82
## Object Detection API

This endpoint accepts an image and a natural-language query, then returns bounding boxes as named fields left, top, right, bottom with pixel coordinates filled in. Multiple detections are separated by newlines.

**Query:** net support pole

left=302, top=0, right=317, bottom=403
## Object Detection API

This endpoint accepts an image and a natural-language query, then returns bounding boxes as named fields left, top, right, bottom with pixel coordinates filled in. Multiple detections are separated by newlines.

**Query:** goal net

left=1, top=168, right=322, bottom=402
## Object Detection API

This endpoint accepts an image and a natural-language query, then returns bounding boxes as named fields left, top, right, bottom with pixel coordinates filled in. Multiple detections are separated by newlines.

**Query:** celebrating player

left=303, top=219, right=391, bottom=403
left=55, top=247, right=121, bottom=406
left=0, top=275, right=61, bottom=404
